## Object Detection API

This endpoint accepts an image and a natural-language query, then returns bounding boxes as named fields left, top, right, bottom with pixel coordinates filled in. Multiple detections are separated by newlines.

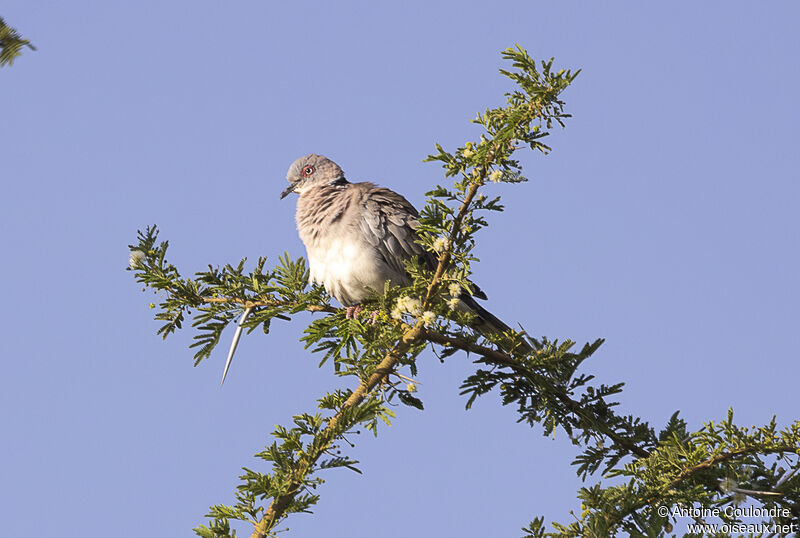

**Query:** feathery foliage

left=128, top=46, right=800, bottom=537
left=0, top=16, right=35, bottom=67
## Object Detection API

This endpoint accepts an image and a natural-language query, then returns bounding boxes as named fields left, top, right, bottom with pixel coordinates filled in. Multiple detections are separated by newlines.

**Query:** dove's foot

left=344, top=305, right=380, bottom=325
left=345, top=305, right=364, bottom=319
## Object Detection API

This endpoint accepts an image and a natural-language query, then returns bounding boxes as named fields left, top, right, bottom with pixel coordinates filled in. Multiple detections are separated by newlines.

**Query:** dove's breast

left=296, top=183, right=406, bottom=306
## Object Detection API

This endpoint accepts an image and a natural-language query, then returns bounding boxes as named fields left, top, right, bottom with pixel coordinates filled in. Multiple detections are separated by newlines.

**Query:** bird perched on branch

left=220, top=154, right=529, bottom=385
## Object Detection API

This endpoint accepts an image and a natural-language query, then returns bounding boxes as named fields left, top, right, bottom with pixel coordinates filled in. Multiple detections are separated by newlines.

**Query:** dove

left=220, top=154, right=528, bottom=385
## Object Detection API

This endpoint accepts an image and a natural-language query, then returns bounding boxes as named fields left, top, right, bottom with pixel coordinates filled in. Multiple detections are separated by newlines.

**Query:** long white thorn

left=221, top=306, right=254, bottom=386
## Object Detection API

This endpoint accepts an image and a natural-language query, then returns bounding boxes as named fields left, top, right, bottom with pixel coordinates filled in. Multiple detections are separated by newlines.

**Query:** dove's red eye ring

left=302, top=165, right=315, bottom=177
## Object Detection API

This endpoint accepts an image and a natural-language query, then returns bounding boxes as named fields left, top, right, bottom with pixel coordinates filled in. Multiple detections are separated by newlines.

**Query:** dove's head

left=281, top=154, right=346, bottom=199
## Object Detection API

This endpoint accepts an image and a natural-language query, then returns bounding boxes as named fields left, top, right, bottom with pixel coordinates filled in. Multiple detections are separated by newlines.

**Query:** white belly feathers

left=294, top=181, right=412, bottom=307
left=305, top=234, right=398, bottom=306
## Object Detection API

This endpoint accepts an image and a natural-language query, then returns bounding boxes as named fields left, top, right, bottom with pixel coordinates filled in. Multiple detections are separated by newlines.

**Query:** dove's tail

left=460, top=295, right=534, bottom=354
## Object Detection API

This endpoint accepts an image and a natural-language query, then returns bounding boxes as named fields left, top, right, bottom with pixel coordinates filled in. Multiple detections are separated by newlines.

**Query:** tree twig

left=250, top=169, right=484, bottom=538
left=421, top=329, right=651, bottom=459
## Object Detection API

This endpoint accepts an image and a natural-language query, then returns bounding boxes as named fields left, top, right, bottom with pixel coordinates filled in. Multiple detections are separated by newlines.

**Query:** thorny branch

left=422, top=329, right=651, bottom=459
left=250, top=166, right=484, bottom=538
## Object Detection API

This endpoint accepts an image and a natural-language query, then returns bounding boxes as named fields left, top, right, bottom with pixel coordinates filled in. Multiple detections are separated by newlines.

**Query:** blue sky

left=2, top=2, right=798, bottom=536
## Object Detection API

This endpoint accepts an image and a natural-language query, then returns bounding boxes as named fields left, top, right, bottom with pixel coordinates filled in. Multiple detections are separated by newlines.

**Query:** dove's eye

left=302, top=165, right=315, bottom=177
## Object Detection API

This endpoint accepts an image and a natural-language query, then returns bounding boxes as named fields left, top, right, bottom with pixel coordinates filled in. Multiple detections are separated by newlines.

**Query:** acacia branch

left=250, top=171, right=485, bottom=538
left=251, top=323, right=425, bottom=537
left=603, top=446, right=799, bottom=532
left=421, top=332, right=800, bottom=532
left=424, top=180, right=481, bottom=304
left=422, top=329, right=651, bottom=460
left=668, top=446, right=797, bottom=491
left=0, top=16, right=35, bottom=67
left=200, top=295, right=336, bottom=314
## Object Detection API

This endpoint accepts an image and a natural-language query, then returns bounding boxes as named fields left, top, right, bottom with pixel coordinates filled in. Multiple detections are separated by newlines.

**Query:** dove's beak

left=280, top=182, right=297, bottom=199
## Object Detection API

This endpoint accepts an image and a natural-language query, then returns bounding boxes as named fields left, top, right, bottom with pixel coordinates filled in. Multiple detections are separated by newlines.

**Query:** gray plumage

left=221, top=153, right=529, bottom=384
left=282, top=154, right=527, bottom=346
left=294, top=179, right=423, bottom=306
